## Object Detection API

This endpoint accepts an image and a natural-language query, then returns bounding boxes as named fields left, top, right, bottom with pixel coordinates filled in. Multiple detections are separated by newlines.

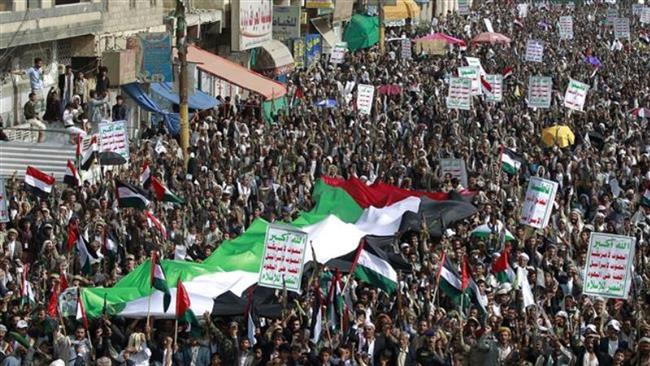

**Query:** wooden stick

left=146, top=292, right=152, bottom=329
left=173, top=319, right=179, bottom=349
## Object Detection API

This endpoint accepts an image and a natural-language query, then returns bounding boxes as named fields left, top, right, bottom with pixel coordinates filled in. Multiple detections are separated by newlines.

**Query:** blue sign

left=304, top=34, right=322, bottom=68
left=139, top=33, right=173, bottom=83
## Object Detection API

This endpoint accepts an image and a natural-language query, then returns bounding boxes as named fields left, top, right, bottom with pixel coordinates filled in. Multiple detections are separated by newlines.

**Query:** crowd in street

left=1, top=0, right=650, bottom=365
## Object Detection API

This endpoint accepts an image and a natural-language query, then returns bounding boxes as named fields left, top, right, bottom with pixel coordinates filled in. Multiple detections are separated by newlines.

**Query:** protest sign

left=458, top=0, right=470, bottom=15
left=559, top=16, right=574, bottom=40
left=607, top=8, right=618, bottom=25
left=642, top=7, right=650, bottom=24
left=330, top=42, right=347, bottom=64
left=258, top=224, right=308, bottom=293
left=632, top=3, right=643, bottom=15
left=458, top=66, right=481, bottom=96
left=484, top=74, right=503, bottom=103
left=356, top=84, right=375, bottom=115
left=525, top=40, right=544, bottom=62
left=519, top=177, right=558, bottom=229
left=401, top=39, right=412, bottom=60
left=583, top=233, right=634, bottom=299
left=0, top=180, right=8, bottom=223
left=614, top=17, right=630, bottom=39
left=465, top=57, right=486, bottom=76
left=417, top=39, right=447, bottom=55
left=517, top=3, right=529, bottom=18
left=528, top=76, right=552, bottom=108
left=446, top=77, right=472, bottom=111
left=564, top=79, right=589, bottom=112
left=99, top=121, right=130, bottom=161
left=484, top=19, right=494, bottom=33
left=439, top=159, right=468, bottom=187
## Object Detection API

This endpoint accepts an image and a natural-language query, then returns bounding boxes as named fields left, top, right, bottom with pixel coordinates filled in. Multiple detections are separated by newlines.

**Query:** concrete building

left=0, top=0, right=165, bottom=127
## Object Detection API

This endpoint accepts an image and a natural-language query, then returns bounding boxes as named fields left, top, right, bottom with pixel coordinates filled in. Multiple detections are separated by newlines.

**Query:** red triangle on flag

left=176, top=278, right=191, bottom=319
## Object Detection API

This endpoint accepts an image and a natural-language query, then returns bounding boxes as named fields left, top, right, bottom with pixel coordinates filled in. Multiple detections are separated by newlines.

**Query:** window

left=27, top=0, right=41, bottom=9
left=55, top=0, right=90, bottom=5
left=0, top=0, right=12, bottom=12
left=129, top=0, right=136, bottom=9
left=150, top=0, right=156, bottom=7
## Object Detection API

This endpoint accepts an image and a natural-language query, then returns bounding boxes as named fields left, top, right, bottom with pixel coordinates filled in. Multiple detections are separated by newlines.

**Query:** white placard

left=528, top=76, right=552, bottom=108
left=439, top=159, right=468, bottom=187
left=231, top=0, right=273, bottom=51
left=614, top=17, right=630, bottom=39
left=458, top=0, right=470, bottom=15
left=525, top=39, right=544, bottom=62
left=559, top=16, right=574, bottom=40
left=484, top=74, right=503, bottom=103
left=484, top=18, right=494, bottom=33
left=401, top=39, right=412, bottom=60
left=519, top=177, right=558, bottom=229
left=258, top=224, right=308, bottom=293
left=330, top=42, right=348, bottom=64
left=607, top=8, right=619, bottom=24
left=356, top=84, right=375, bottom=115
left=583, top=233, right=635, bottom=299
left=465, top=56, right=486, bottom=76
left=642, top=7, right=650, bottom=24
left=458, top=66, right=481, bottom=96
left=564, top=79, right=589, bottom=112
left=0, top=180, right=8, bottom=223
left=517, top=3, right=529, bottom=18
left=99, top=121, right=130, bottom=162
left=446, top=77, right=472, bottom=111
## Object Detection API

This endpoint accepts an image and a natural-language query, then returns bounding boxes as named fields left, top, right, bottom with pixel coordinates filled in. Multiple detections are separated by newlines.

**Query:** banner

left=458, top=66, right=481, bottom=96
left=273, top=6, right=301, bottom=41
left=642, top=7, right=650, bottom=24
left=333, top=0, right=354, bottom=21
left=632, top=3, right=643, bottom=15
left=0, top=180, right=8, bottom=223
left=458, top=0, right=470, bottom=15
left=417, top=39, right=447, bottom=55
left=564, top=79, right=589, bottom=112
left=607, top=7, right=618, bottom=25
left=305, top=34, right=322, bottom=68
left=583, top=233, right=634, bottom=299
left=525, top=40, right=544, bottom=62
left=306, top=0, right=334, bottom=8
left=439, top=159, right=468, bottom=187
left=559, top=16, right=574, bottom=40
left=401, top=39, right=412, bottom=60
left=356, top=84, right=375, bottom=115
left=137, top=33, right=173, bottom=83
left=258, top=224, right=308, bottom=293
left=465, top=57, right=486, bottom=76
left=614, top=17, right=630, bottom=39
left=484, top=74, right=503, bottom=103
left=330, top=42, right=348, bottom=64
left=519, top=177, right=558, bottom=229
left=293, top=39, right=305, bottom=69
left=446, top=77, right=472, bottom=111
left=231, top=0, right=273, bottom=51
left=98, top=121, right=130, bottom=161
left=528, top=76, right=553, bottom=108
left=517, top=3, right=529, bottom=18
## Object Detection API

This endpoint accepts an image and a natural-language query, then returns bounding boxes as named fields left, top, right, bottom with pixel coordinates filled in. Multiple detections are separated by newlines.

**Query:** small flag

left=80, top=136, right=98, bottom=171
left=103, top=230, right=118, bottom=259
left=642, top=186, right=650, bottom=207
left=116, top=180, right=150, bottom=209
left=76, top=288, right=89, bottom=330
left=77, top=230, right=100, bottom=274
left=492, top=246, right=515, bottom=283
left=63, top=160, right=81, bottom=188
left=176, top=278, right=190, bottom=319
left=20, top=265, right=35, bottom=306
left=460, top=255, right=470, bottom=291
left=60, top=272, right=68, bottom=291
left=480, top=76, right=493, bottom=93
left=140, top=161, right=152, bottom=189
left=151, top=251, right=171, bottom=312
left=24, top=166, right=55, bottom=198
left=310, top=286, right=323, bottom=344
left=47, top=285, right=59, bottom=317
left=151, top=177, right=184, bottom=204
left=145, top=210, right=167, bottom=239
left=502, top=66, right=513, bottom=79
left=500, top=147, right=525, bottom=174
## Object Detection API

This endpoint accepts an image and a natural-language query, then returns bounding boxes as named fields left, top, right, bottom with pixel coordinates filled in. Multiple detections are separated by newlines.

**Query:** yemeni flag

left=480, top=76, right=493, bottom=93
left=349, top=241, right=398, bottom=294
left=140, top=161, right=152, bottom=189
left=64, top=160, right=81, bottom=187
left=151, top=251, right=171, bottom=312
left=76, top=288, right=89, bottom=329
left=24, top=166, right=55, bottom=198
left=492, top=246, right=515, bottom=283
left=116, top=180, right=150, bottom=209
left=145, top=210, right=167, bottom=239
left=79, top=135, right=98, bottom=171
left=77, top=178, right=479, bottom=320
left=642, top=186, right=650, bottom=207
left=151, top=177, right=184, bottom=204
left=500, top=147, right=525, bottom=175
left=77, top=230, right=100, bottom=274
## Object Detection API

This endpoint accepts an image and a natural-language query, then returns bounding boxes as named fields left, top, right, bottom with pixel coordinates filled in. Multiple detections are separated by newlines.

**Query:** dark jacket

left=575, top=348, right=613, bottom=366
left=173, top=345, right=210, bottom=366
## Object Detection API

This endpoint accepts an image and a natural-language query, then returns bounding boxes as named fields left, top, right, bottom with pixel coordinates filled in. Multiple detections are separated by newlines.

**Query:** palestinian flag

left=76, top=288, right=89, bottom=329
left=326, top=269, right=348, bottom=332
left=492, top=246, right=515, bottom=283
left=176, top=278, right=197, bottom=324
left=79, top=135, right=98, bottom=171
left=116, top=180, right=150, bottom=209
left=24, top=166, right=55, bottom=198
left=151, top=251, right=171, bottom=312
left=310, top=286, right=324, bottom=344
left=103, top=231, right=118, bottom=258
left=64, top=160, right=81, bottom=187
left=145, top=210, right=167, bottom=239
left=471, top=222, right=515, bottom=241
left=500, top=147, right=525, bottom=175
left=79, top=178, right=477, bottom=319
left=77, top=230, right=100, bottom=274
left=642, top=186, right=650, bottom=207
left=151, top=177, right=184, bottom=204
left=140, top=161, right=151, bottom=189
left=349, top=242, right=398, bottom=294
left=438, top=252, right=473, bottom=308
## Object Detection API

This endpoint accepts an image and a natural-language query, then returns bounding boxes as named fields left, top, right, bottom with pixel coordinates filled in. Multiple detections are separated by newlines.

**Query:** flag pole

left=173, top=319, right=178, bottom=349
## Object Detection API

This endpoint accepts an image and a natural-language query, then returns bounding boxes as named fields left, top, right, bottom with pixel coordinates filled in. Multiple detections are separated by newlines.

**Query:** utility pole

left=379, top=0, right=385, bottom=54
left=176, top=0, right=189, bottom=162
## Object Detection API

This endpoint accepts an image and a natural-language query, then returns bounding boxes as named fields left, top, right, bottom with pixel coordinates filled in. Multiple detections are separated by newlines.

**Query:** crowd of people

left=1, top=0, right=650, bottom=365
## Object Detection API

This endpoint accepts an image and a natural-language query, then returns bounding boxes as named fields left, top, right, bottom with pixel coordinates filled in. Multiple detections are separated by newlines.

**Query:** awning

left=311, top=16, right=339, bottom=47
left=254, top=40, right=295, bottom=75
left=185, top=45, right=286, bottom=100
left=121, top=83, right=181, bottom=135
left=149, top=82, right=219, bottom=110
left=383, top=0, right=421, bottom=21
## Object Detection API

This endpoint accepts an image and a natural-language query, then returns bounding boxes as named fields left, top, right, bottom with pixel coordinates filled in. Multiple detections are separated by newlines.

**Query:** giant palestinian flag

left=81, top=178, right=477, bottom=319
